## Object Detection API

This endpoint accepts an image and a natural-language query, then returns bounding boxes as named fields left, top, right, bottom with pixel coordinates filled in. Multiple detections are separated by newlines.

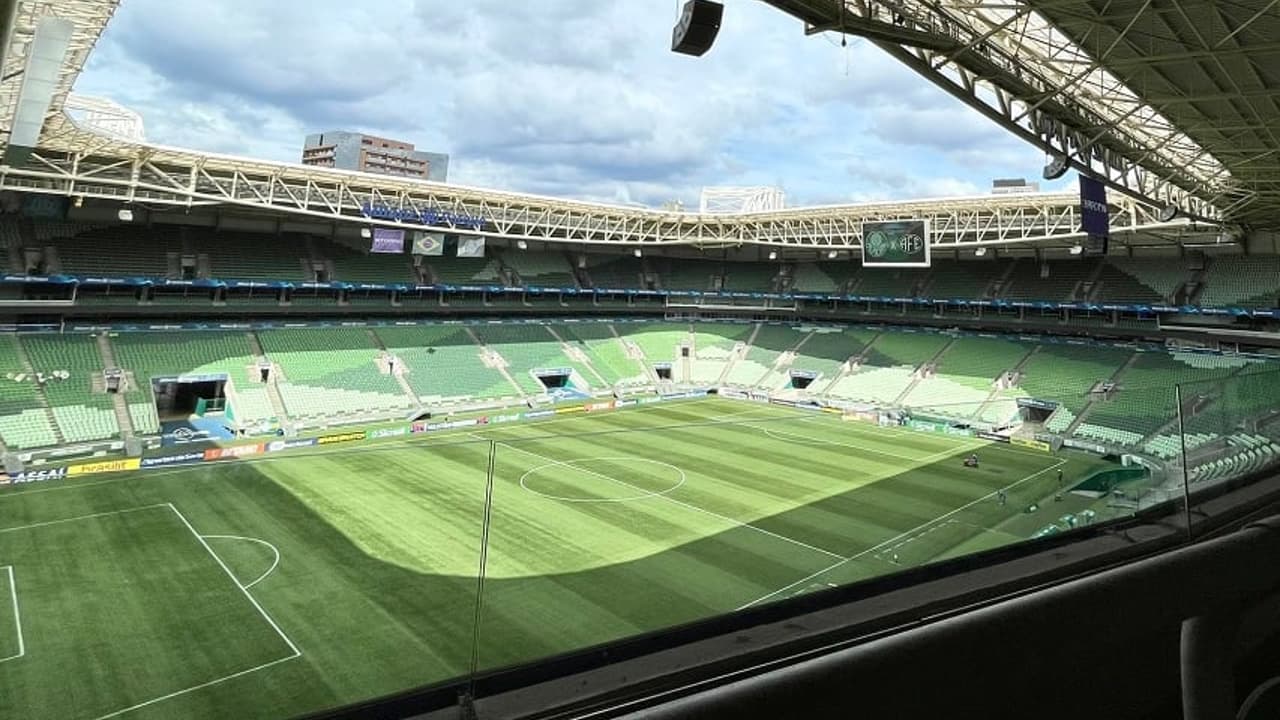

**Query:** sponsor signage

left=204, top=444, right=265, bottom=461
left=368, top=427, right=410, bottom=440
left=161, top=426, right=213, bottom=447
left=318, top=431, right=368, bottom=445
left=555, top=406, right=585, bottom=415
left=140, top=452, right=206, bottom=468
left=6, top=467, right=68, bottom=485
left=615, top=399, right=638, bottom=408
left=1063, top=438, right=1108, bottom=454
left=978, top=431, right=1011, bottom=443
left=67, top=458, right=141, bottom=477
left=361, top=202, right=486, bottom=230
left=1011, top=436, right=1052, bottom=453
left=584, top=401, right=615, bottom=413
left=523, top=410, right=556, bottom=419
left=267, top=438, right=319, bottom=452
left=491, top=413, right=522, bottom=424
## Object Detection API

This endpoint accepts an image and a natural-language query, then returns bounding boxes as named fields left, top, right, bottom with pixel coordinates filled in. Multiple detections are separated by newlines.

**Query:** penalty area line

left=737, top=458, right=1067, bottom=610
left=0, top=566, right=23, bottom=663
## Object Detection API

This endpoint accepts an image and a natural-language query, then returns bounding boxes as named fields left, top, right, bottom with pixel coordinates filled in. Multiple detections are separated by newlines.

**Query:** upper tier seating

left=924, top=260, right=1012, bottom=300
left=502, top=251, right=577, bottom=287
left=653, top=258, right=724, bottom=291
left=583, top=254, right=646, bottom=289
left=790, top=263, right=840, bottom=293
left=1198, top=256, right=1280, bottom=308
left=1100, top=258, right=1188, bottom=303
left=428, top=257, right=504, bottom=285
left=193, top=231, right=308, bottom=281
left=323, top=240, right=418, bottom=283
left=1002, top=259, right=1097, bottom=301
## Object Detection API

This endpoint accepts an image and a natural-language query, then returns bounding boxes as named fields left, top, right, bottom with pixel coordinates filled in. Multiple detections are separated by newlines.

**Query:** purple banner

left=1079, top=175, right=1109, bottom=238
left=371, top=228, right=405, bottom=254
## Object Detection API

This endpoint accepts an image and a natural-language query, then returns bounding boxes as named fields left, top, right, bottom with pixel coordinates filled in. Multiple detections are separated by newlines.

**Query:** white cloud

left=73, top=0, right=1049, bottom=207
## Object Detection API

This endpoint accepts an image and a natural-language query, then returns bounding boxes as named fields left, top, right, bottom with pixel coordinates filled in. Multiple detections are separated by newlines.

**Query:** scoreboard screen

left=860, top=219, right=931, bottom=267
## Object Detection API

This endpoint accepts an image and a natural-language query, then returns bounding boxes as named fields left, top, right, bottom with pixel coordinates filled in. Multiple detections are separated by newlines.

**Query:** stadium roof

left=762, top=1, right=1280, bottom=229
left=0, top=0, right=1231, bottom=251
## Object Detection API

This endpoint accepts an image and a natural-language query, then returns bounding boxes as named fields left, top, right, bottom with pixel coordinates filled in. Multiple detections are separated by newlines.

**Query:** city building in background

left=301, top=130, right=449, bottom=182
left=991, top=177, right=1040, bottom=194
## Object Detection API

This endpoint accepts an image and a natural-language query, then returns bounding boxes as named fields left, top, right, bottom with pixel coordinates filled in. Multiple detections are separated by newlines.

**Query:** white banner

left=456, top=235, right=486, bottom=257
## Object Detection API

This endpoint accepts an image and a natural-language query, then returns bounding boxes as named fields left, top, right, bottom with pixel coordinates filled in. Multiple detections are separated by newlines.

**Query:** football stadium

left=2, top=1, right=1280, bottom=719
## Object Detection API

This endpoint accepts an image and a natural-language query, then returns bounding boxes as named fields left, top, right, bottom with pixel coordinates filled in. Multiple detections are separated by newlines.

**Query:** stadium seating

left=428, top=257, right=504, bottom=285
left=471, top=323, right=593, bottom=394
left=1198, top=255, right=1280, bottom=307
left=924, top=260, right=1012, bottom=299
left=1017, top=344, right=1132, bottom=412
left=788, top=328, right=876, bottom=386
left=194, top=231, right=308, bottom=281
left=721, top=263, right=780, bottom=292
left=53, top=226, right=172, bottom=278
left=375, top=326, right=515, bottom=400
left=1002, top=259, right=1097, bottom=301
left=653, top=257, right=724, bottom=291
left=1101, top=258, right=1188, bottom=303
left=618, top=323, right=690, bottom=366
left=689, top=324, right=752, bottom=384
left=502, top=250, right=577, bottom=287
left=853, top=266, right=932, bottom=297
left=789, top=263, right=840, bottom=293
left=554, top=323, right=650, bottom=386
left=111, top=331, right=263, bottom=433
left=725, top=324, right=807, bottom=388
left=582, top=254, right=646, bottom=289
left=20, top=334, right=120, bottom=443
left=257, top=328, right=413, bottom=417
left=324, top=241, right=418, bottom=283
left=0, top=335, right=59, bottom=448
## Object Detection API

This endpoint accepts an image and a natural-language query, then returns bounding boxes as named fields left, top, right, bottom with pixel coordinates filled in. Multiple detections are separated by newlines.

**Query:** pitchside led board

left=860, top=219, right=932, bottom=267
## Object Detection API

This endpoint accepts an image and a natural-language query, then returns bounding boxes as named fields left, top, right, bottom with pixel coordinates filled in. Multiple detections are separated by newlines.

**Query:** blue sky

left=74, top=0, right=1069, bottom=208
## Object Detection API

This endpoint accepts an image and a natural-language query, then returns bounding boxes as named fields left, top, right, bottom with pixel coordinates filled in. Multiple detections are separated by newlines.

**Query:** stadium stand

left=853, top=266, right=932, bottom=297
left=653, top=257, right=724, bottom=291
left=725, top=324, right=807, bottom=388
left=1198, top=255, right=1280, bottom=308
left=689, top=323, right=753, bottom=384
left=52, top=226, right=172, bottom=278
left=20, top=334, right=119, bottom=443
left=427, top=257, right=504, bottom=285
left=827, top=332, right=950, bottom=404
left=721, top=263, right=781, bottom=292
left=375, top=325, right=515, bottom=401
left=502, top=250, right=577, bottom=287
left=788, top=263, right=840, bottom=293
left=1101, top=257, right=1189, bottom=303
left=553, top=323, right=650, bottom=386
left=619, top=323, right=690, bottom=366
left=923, top=260, right=1013, bottom=299
left=323, top=240, right=418, bottom=283
left=110, top=331, right=264, bottom=433
left=471, top=323, right=594, bottom=394
left=1017, top=343, right=1132, bottom=413
left=904, top=336, right=1032, bottom=419
left=0, top=335, right=59, bottom=448
left=194, top=231, right=308, bottom=281
left=1002, top=259, right=1097, bottom=301
left=582, top=253, right=646, bottom=289
left=257, top=328, right=413, bottom=417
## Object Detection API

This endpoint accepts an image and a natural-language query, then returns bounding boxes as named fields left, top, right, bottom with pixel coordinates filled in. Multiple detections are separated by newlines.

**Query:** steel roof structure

left=0, top=0, right=1229, bottom=251
left=762, top=0, right=1280, bottom=230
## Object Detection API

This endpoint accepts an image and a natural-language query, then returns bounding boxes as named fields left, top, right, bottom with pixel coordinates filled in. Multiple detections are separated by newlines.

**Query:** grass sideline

left=0, top=398, right=1117, bottom=719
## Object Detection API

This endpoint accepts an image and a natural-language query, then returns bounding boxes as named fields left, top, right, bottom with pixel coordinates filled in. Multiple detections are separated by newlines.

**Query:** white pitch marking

left=0, top=566, right=23, bottom=663
left=165, top=504, right=300, bottom=658
left=738, top=457, right=1068, bottom=610
left=200, top=535, right=282, bottom=590
left=89, top=654, right=299, bottom=720
left=0, top=504, right=171, bottom=535
left=496, top=441, right=848, bottom=562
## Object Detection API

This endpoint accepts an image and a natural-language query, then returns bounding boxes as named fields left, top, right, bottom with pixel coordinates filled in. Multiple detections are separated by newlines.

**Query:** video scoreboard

left=860, top=219, right=931, bottom=267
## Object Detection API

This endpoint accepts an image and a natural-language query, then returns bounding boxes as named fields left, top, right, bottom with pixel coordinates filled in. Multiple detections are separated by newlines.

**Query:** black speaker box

left=672, top=0, right=723, bottom=56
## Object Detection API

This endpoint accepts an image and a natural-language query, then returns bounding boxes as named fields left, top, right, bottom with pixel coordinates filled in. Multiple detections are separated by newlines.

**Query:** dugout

left=150, top=373, right=228, bottom=420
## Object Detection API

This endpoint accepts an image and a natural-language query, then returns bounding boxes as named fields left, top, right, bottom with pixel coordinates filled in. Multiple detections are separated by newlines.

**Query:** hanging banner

left=412, top=231, right=445, bottom=256
left=371, top=228, right=405, bottom=254
left=456, top=235, right=486, bottom=258
left=1079, top=175, right=1110, bottom=240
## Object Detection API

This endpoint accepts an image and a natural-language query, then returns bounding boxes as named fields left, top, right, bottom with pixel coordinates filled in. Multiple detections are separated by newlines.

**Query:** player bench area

left=0, top=504, right=298, bottom=720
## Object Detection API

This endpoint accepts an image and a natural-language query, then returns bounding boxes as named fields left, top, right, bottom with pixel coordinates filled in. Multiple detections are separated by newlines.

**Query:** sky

left=74, top=0, right=1070, bottom=209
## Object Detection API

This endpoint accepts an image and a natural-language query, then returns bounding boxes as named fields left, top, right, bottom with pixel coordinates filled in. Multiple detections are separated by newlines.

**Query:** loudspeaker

left=672, top=0, right=723, bottom=57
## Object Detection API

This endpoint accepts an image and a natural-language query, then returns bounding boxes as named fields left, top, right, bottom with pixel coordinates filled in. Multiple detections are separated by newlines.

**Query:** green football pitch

left=0, top=398, right=1115, bottom=719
